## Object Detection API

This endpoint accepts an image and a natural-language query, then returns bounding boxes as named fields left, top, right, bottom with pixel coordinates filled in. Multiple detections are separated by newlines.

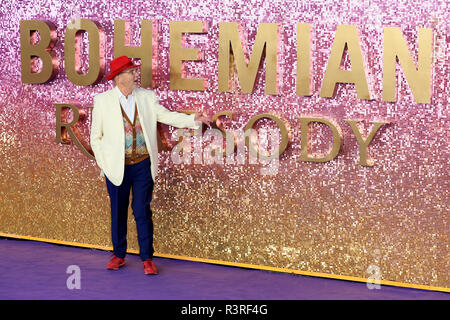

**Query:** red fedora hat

left=106, top=56, right=139, bottom=81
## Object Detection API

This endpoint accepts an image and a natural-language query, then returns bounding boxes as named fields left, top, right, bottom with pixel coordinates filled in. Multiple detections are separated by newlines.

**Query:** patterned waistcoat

left=120, top=104, right=149, bottom=165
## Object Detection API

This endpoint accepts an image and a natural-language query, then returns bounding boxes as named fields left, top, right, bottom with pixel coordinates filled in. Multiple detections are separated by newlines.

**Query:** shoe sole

left=107, top=261, right=125, bottom=270
left=144, top=267, right=158, bottom=275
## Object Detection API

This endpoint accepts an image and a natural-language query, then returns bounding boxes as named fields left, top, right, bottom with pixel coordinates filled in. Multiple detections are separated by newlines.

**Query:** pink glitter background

left=0, top=0, right=448, bottom=290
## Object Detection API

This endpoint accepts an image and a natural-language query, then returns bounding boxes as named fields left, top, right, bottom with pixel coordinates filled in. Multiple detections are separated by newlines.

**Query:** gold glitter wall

left=0, top=0, right=448, bottom=291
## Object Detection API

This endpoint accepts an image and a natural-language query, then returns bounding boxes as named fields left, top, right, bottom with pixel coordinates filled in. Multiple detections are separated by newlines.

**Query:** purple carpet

left=0, top=238, right=448, bottom=300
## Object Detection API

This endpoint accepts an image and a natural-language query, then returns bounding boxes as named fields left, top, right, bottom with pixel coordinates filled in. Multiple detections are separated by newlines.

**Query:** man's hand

left=195, top=111, right=212, bottom=127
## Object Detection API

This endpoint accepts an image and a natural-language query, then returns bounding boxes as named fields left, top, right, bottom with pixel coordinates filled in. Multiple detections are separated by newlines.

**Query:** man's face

left=115, top=67, right=139, bottom=90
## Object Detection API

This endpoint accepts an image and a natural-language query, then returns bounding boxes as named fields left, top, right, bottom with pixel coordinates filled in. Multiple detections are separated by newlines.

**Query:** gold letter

left=218, top=22, right=279, bottom=94
left=20, top=20, right=58, bottom=83
left=212, top=111, right=235, bottom=138
left=65, top=19, right=105, bottom=86
left=297, top=23, right=312, bottom=96
left=382, top=27, right=432, bottom=103
left=320, top=25, right=371, bottom=100
left=345, top=120, right=389, bottom=166
left=156, top=111, right=198, bottom=152
left=210, top=111, right=235, bottom=157
left=298, top=117, right=342, bottom=162
left=114, top=20, right=157, bottom=88
left=169, top=21, right=207, bottom=91
left=244, top=113, right=290, bottom=159
left=54, top=103, right=94, bottom=160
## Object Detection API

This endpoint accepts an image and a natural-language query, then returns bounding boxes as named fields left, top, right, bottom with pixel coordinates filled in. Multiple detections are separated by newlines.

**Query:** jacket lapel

left=110, top=88, right=124, bottom=123
left=134, top=89, right=153, bottom=147
left=104, top=88, right=125, bottom=139
left=135, top=89, right=145, bottom=120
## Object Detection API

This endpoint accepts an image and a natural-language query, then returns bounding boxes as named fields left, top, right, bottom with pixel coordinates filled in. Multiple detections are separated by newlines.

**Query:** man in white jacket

left=90, top=56, right=210, bottom=275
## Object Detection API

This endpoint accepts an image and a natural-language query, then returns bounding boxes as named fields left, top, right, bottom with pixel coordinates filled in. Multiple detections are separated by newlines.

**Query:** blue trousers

left=105, top=157, right=154, bottom=261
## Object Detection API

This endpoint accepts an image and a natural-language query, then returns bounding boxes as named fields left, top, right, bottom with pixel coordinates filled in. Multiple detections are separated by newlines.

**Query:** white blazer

left=90, top=87, right=198, bottom=186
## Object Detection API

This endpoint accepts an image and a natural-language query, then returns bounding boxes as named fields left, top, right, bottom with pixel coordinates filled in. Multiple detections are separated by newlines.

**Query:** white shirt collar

left=115, top=86, right=135, bottom=100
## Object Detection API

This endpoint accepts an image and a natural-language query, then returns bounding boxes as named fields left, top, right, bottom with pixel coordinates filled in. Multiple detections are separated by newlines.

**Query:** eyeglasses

left=121, top=68, right=138, bottom=75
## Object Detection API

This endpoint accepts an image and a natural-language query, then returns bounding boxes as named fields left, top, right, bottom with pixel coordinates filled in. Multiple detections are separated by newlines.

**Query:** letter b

left=20, top=20, right=59, bottom=84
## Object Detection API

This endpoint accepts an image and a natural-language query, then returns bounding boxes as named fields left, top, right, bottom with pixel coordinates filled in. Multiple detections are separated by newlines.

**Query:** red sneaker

left=143, top=259, right=158, bottom=275
left=106, top=254, right=125, bottom=270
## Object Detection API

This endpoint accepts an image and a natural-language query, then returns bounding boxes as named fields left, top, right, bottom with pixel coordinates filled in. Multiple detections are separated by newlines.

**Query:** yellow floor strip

left=1, top=232, right=448, bottom=293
